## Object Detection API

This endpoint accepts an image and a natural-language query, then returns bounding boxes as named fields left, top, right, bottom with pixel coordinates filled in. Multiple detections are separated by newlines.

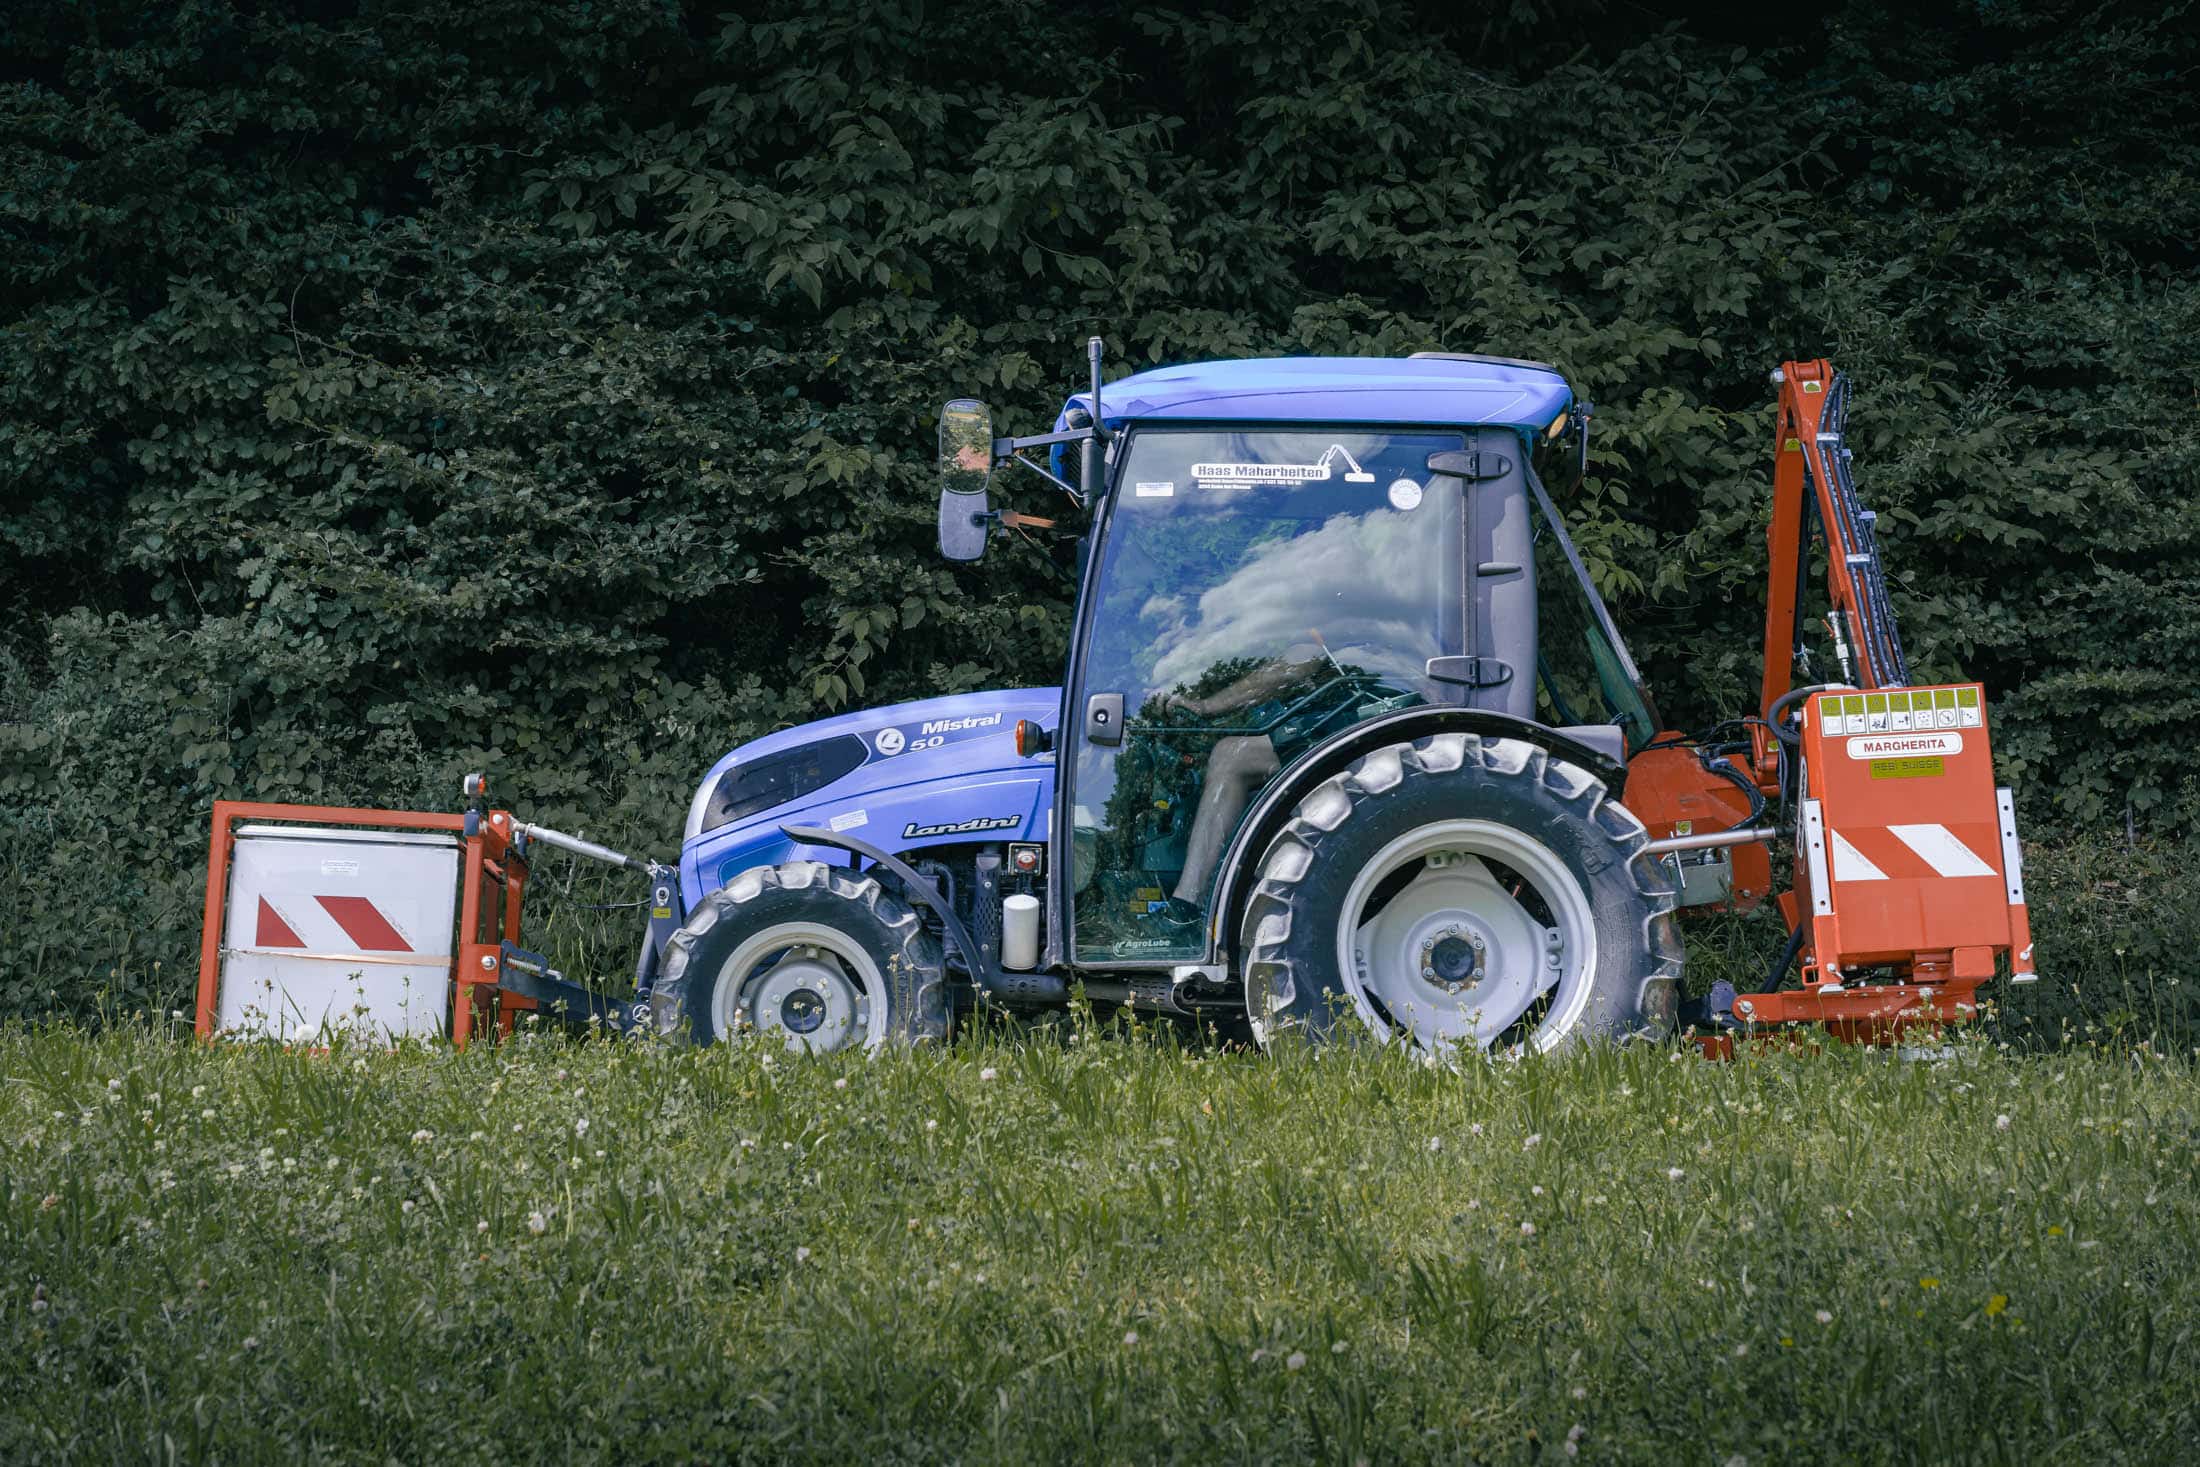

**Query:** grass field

left=2, top=1018, right=2194, bottom=1464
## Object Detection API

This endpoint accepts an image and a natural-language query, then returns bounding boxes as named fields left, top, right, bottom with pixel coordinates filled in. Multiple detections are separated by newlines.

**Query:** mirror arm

left=1004, top=452, right=1083, bottom=503
left=992, top=427, right=1094, bottom=455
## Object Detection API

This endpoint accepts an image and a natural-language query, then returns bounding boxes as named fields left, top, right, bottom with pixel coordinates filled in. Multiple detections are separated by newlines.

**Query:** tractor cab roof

left=1053, top=353, right=1574, bottom=435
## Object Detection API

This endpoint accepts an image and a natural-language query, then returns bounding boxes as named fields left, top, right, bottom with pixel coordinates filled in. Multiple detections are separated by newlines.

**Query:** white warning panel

left=216, top=825, right=460, bottom=1041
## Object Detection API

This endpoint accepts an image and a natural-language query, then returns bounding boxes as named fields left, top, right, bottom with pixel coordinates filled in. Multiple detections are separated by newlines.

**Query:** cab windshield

left=1070, top=426, right=1466, bottom=962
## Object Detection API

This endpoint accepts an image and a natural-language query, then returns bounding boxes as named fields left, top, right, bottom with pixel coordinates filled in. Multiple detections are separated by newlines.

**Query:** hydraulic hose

left=1760, top=922, right=1808, bottom=995
left=1765, top=682, right=1850, bottom=749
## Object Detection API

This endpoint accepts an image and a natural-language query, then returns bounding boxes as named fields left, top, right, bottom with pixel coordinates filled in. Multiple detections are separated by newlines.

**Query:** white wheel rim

left=709, top=921, right=885, bottom=1054
left=1334, top=819, right=1597, bottom=1054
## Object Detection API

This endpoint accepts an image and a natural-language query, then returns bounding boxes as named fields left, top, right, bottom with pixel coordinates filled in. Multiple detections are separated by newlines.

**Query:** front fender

left=1203, top=708, right=1629, bottom=965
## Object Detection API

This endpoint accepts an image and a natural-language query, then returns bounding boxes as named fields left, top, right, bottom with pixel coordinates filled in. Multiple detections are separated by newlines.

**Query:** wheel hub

left=779, top=987, right=828, bottom=1034
left=1342, top=826, right=1593, bottom=1052
left=1427, top=931, right=1479, bottom=986
left=722, top=941, right=875, bottom=1054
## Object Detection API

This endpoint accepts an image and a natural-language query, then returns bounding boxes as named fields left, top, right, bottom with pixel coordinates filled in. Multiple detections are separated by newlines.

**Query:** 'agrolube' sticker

left=1134, top=481, right=1175, bottom=497
left=1387, top=478, right=1423, bottom=511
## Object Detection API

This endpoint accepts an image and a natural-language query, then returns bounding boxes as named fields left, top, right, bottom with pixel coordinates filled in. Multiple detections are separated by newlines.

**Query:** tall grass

left=3, top=1018, right=2193, bottom=1463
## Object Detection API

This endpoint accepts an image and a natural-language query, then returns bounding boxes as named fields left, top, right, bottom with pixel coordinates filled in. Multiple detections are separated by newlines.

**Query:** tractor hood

left=679, top=687, right=1060, bottom=906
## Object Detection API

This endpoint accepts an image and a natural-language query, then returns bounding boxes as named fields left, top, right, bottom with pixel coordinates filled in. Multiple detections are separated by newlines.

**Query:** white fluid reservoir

left=1001, top=894, right=1041, bottom=970
left=216, top=825, right=461, bottom=1042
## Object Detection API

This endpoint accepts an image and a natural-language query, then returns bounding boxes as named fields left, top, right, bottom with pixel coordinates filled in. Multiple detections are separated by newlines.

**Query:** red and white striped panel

left=1826, top=823, right=2000, bottom=884
left=251, top=893, right=420, bottom=953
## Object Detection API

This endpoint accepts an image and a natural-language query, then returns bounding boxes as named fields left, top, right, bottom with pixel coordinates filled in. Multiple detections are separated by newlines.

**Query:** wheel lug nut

left=1421, top=966, right=1436, bottom=979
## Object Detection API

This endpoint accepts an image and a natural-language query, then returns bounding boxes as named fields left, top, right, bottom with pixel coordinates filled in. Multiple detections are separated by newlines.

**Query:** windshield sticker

left=1134, top=481, right=1175, bottom=497
left=1191, top=444, right=1378, bottom=486
left=1387, top=478, right=1424, bottom=511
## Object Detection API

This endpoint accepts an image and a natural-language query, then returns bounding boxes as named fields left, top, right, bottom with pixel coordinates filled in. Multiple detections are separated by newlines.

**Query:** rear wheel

left=1239, top=734, right=1679, bottom=1053
left=651, top=862, right=948, bottom=1051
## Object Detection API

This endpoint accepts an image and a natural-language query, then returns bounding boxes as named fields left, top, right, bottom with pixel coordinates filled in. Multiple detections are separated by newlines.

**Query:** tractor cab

left=940, top=350, right=1659, bottom=971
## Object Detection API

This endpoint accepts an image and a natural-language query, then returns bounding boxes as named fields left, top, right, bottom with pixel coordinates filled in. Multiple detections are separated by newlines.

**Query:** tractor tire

left=650, top=861, right=948, bottom=1051
left=1238, top=733, right=1680, bottom=1054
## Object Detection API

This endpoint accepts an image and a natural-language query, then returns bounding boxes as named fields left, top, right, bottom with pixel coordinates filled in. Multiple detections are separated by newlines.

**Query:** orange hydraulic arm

left=1748, top=360, right=1913, bottom=785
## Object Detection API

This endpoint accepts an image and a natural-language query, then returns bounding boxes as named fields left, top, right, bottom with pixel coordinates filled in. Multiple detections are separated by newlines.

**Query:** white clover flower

left=476, top=1220, right=490, bottom=1234
left=925, top=1119, right=938, bottom=1133
left=411, top=1129, right=434, bottom=1145
left=526, top=1210, right=548, bottom=1235
left=1565, top=1423, right=1585, bottom=1457
left=1667, top=1167, right=1686, bottom=1181
left=1523, top=1133, right=1541, bottom=1150
left=191, top=1085, right=206, bottom=1100
left=243, top=1336, right=260, bottom=1351
left=1520, top=1222, right=1536, bottom=1237
left=574, top=1118, right=589, bottom=1138
left=794, top=1246, right=812, bottom=1264
left=107, top=1079, right=121, bottom=1093
left=1571, top=1384, right=1587, bottom=1400
left=1815, top=1309, right=1833, bottom=1325
left=979, top=1067, right=998, bottom=1082
left=1427, top=1137, right=1441, bottom=1153
left=1469, top=1123, right=1484, bottom=1136
left=1331, top=1340, right=1347, bottom=1355
left=401, top=1200, right=415, bottom=1215
left=834, top=1077, right=848, bottom=1090
left=1122, top=1330, right=1139, bottom=1346
left=1531, top=1185, right=1544, bottom=1197
left=1995, top=1114, right=2011, bottom=1132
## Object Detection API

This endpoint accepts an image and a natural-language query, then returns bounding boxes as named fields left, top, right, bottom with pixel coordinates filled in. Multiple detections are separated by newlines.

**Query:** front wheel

left=1239, top=734, right=1680, bottom=1054
left=651, top=862, right=948, bottom=1051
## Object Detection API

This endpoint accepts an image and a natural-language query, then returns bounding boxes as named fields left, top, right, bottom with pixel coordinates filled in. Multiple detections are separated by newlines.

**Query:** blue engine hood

left=679, top=687, right=1061, bottom=907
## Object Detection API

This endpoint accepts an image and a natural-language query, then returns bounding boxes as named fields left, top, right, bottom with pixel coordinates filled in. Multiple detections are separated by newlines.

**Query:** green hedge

left=3, top=1, right=2196, bottom=1025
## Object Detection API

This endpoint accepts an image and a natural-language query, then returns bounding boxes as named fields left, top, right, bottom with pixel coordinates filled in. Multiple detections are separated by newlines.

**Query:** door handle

left=1085, top=692, right=1124, bottom=747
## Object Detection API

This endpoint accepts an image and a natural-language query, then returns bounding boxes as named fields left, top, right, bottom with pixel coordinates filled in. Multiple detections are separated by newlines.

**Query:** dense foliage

left=4, top=1023, right=2193, bottom=1462
left=3, top=0, right=2196, bottom=1018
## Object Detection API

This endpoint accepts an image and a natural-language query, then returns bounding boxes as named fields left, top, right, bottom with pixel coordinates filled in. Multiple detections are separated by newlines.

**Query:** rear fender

left=1203, top=707, right=1629, bottom=966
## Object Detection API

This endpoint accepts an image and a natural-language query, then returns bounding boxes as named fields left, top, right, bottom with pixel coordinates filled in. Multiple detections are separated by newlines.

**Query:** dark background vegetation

left=2, top=0, right=2194, bottom=1037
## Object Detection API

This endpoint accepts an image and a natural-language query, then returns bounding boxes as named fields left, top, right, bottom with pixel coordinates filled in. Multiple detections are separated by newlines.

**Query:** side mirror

left=937, top=398, right=994, bottom=562
left=1532, top=404, right=1591, bottom=495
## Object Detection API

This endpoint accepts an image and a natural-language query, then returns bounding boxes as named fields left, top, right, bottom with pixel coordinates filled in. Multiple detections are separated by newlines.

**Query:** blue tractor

left=645, top=343, right=1693, bottom=1055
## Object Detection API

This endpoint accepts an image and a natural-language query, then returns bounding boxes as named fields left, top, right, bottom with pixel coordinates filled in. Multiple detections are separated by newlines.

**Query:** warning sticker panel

left=1817, top=686, right=1985, bottom=739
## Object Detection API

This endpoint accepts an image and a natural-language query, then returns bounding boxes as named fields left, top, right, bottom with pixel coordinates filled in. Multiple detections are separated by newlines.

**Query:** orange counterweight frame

left=195, top=801, right=534, bottom=1048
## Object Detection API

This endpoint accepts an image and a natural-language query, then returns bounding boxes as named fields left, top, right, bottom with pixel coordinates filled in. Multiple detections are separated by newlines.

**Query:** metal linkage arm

left=1754, top=360, right=1913, bottom=779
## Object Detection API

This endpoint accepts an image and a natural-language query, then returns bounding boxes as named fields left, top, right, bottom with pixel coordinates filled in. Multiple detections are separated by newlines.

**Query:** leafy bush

left=3, top=0, right=2195, bottom=1021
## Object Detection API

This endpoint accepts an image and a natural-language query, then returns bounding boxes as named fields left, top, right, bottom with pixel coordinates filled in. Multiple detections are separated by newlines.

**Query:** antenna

left=1087, top=336, right=1104, bottom=436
